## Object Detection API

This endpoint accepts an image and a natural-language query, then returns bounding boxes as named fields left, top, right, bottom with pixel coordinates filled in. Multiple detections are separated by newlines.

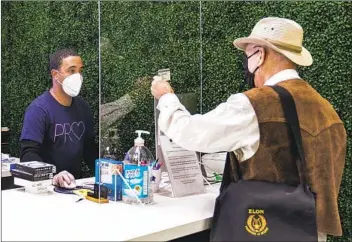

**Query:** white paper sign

left=159, top=135, right=204, bottom=197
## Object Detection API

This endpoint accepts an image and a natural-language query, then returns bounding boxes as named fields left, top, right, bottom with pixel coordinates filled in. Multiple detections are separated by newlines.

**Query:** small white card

left=157, top=68, right=171, bottom=81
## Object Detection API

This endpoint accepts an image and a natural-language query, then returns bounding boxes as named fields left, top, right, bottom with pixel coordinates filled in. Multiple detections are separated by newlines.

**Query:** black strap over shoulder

left=220, top=85, right=309, bottom=193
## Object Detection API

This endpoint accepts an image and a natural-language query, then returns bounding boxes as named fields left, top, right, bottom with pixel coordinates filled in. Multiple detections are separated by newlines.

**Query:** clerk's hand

left=151, top=76, right=174, bottom=99
left=52, top=170, right=76, bottom=189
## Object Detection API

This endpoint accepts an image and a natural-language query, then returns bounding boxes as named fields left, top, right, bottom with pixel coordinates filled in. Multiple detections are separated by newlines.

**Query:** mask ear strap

left=256, top=47, right=265, bottom=69
left=53, top=70, right=64, bottom=85
left=250, top=66, right=260, bottom=88
left=55, top=78, right=63, bottom=86
left=247, top=50, right=260, bottom=59
left=241, top=49, right=262, bottom=91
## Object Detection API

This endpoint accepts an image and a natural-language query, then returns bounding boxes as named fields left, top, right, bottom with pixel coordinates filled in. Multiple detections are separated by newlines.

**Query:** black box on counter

left=11, top=169, right=53, bottom=181
left=13, top=161, right=56, bottom=175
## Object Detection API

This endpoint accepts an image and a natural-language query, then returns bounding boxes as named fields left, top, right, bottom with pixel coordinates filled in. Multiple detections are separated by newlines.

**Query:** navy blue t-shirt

left=20, top=91, right=94, bottom=178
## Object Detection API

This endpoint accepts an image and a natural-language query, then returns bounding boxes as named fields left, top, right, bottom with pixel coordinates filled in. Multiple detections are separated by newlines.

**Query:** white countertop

left=1, top=178, right=220, bottom=241
left=1, top=170, right=11, bottom=177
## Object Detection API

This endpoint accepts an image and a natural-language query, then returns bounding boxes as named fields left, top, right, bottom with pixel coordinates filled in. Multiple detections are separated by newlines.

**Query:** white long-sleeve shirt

left=157, top=69, right=301, bottom=162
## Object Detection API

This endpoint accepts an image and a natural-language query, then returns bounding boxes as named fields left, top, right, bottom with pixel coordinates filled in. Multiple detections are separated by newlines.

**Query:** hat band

left=267, top=38, right=302, bottom=53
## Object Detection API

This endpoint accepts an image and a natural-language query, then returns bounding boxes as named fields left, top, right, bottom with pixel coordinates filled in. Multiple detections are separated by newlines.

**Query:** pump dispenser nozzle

left=134, top=130, right=150, bottom=146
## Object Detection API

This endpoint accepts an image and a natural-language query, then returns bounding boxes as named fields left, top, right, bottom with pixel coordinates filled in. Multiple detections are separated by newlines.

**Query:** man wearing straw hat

left=151, top=17, right=346, bottom=240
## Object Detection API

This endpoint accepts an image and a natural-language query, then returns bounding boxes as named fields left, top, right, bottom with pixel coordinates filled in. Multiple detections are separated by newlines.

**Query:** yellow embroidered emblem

left=245, top=209, right=269, bottom=236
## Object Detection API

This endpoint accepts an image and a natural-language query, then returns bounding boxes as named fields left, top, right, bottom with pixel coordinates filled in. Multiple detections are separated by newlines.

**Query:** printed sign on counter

left=159, top=135, right=204, bottom=197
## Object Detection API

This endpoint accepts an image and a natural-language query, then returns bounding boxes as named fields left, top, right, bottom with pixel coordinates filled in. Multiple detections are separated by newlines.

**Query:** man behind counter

left=20, top=48, right=98, bottom=188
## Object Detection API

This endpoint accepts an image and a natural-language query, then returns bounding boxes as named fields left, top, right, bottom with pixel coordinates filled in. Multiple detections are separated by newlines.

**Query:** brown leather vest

left=241, top=79, right=347, bottom=236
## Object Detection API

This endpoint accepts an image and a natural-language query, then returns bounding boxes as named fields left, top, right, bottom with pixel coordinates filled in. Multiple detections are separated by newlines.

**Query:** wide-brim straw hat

left=233, top=17, right=312, bottom=66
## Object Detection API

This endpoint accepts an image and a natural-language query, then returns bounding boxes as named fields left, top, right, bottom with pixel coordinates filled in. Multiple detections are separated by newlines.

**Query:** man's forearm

left=84, top=137, right=98, bottom=172
left=20, top=140, right=44, bottom=162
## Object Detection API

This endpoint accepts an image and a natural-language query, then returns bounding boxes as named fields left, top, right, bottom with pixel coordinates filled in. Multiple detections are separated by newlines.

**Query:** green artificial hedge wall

left=2, top=1, right=351, bottom=241
left=100, top=1, right=201, bottom=158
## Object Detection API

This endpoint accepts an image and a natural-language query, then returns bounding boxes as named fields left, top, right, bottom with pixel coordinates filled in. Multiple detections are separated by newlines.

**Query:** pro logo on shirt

left=245, top=209, right=269, bottom=236
left=54, top=121, right=86, bottom=143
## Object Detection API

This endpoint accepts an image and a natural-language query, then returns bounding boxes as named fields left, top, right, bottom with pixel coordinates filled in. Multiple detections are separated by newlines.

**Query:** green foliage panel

left=101, top=1, right=201, bottom=158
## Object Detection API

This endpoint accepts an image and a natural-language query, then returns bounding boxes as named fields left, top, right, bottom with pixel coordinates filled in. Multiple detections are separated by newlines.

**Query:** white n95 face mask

left=58, top=73, right=83, bottom=97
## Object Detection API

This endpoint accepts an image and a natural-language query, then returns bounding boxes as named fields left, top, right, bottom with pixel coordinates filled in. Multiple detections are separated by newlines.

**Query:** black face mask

left=243, top=50, right=260, bottom=89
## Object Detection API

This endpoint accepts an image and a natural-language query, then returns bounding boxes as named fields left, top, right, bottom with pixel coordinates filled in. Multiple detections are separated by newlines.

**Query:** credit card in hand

left=158, top=68, right=171, bottom=82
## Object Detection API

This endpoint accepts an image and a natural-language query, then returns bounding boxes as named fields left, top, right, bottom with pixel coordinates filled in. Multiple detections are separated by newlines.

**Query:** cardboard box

left=14, top=161, right=56, bottom=175
left=14, top=177, right=52, bottom=194
left=11, top=169, right=53, bottom=181
left=95, top=159, right=123, bottom=201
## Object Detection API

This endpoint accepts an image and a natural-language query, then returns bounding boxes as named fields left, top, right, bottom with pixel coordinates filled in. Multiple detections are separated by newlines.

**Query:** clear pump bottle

left=123, top=130, right=154, bottom=204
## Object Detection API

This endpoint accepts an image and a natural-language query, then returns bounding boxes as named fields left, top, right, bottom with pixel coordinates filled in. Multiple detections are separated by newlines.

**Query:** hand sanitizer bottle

left=123, top=130, right=154, bottom=204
